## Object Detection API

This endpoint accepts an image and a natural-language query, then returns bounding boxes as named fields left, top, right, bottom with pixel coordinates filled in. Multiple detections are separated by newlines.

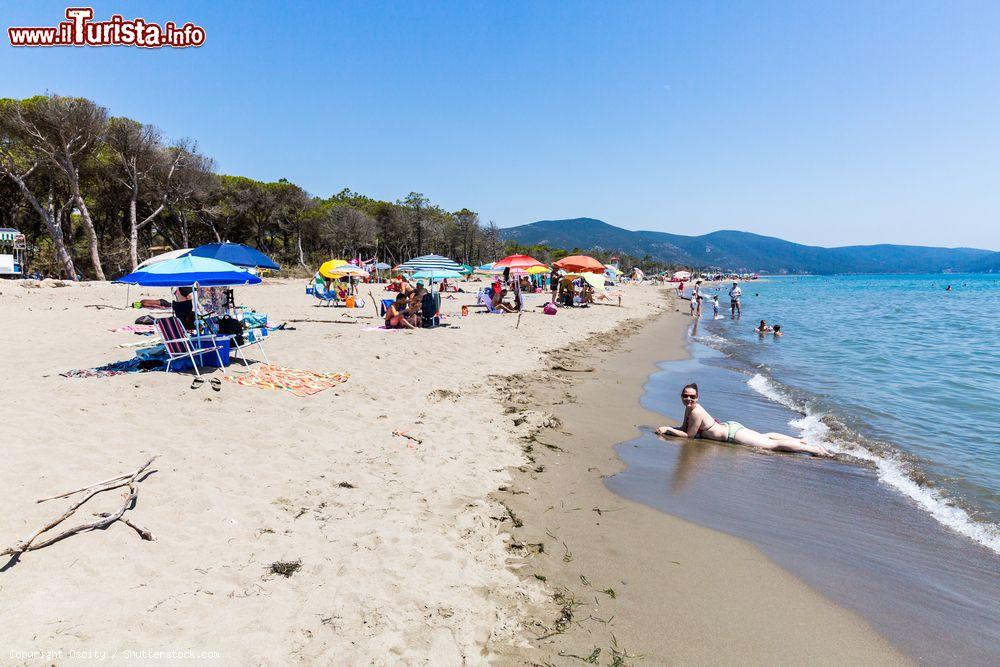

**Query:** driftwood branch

left=392, top=429, right=423, bottom=445
left=94, top=513, right=155, bottom=541
left=2, top=456, right=157, bottom=559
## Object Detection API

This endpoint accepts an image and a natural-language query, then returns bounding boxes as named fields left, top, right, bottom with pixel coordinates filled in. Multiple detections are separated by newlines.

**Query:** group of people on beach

left=682, top=280, right=745, bottom=319
left=384, top=280, right=438, bottom=329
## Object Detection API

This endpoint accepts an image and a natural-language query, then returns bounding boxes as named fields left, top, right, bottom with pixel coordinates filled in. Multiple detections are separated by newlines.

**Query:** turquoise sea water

left=687, top=274, right=999, bottom=552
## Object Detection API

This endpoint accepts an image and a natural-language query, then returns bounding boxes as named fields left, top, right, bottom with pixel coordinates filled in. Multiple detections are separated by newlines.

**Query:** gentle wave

left=747, top=373, right=1000, bottom=554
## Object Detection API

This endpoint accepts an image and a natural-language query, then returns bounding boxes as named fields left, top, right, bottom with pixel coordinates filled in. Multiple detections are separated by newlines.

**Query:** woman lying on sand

left=656, top=383, right=830, bottom=456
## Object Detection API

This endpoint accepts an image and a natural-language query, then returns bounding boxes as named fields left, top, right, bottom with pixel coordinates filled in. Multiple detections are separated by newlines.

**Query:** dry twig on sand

left=1, top=456, right=157, bottom=560
left=392, top=429, right=423, bottom=445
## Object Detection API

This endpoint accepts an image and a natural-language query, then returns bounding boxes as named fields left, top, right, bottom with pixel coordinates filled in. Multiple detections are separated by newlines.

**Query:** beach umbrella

left=396, top=253, right=464, bottom=273
left=136, top=248, right=192, bottom=270
left=187, top=242, right=280, bottom=270
left=116, top=256, right=261, bottom=288
left=526, top=265, right=550, bottom=275
left=459, top=264, right=475, bottom=275
left=493, top=254, right=545, bottom=271
left=116, top=256, right=261, bottom=337
left=672, top=270, right=691, bottom=281
left=474, top=262, right=501, bottom=275
left=319, top=259, right=350, bottom=278
left=374, top=262, right=391, bottom=270
left=410, top=268, right=462, bottom=282
left=324, top=264, right=368, bottom=278
left=554, top=255, right=605, bottom=273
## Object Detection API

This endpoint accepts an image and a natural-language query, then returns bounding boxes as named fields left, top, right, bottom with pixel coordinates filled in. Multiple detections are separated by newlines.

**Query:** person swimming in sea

left=755, top=319, right=773, bottom=334
left=773, top=324, right=783, bottom=337
left=655, top=383, right=830, bottom=456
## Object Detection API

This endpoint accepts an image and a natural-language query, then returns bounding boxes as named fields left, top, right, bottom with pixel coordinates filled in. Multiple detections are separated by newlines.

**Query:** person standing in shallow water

left=656, top=383, right=830, bottom=456
left=729, top=281, right=742, bottom=317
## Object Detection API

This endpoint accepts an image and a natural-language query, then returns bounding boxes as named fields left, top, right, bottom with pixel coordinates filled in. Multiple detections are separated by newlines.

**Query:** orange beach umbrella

left=554, top=255, right=605, bottom=273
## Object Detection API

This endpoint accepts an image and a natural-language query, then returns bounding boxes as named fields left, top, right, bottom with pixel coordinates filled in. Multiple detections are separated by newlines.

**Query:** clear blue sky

left=3, top=1, right=998, bottom=249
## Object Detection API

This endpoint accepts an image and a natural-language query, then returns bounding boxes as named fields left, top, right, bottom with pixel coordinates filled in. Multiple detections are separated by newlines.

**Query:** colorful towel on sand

left=223, top=365, right=349, bottom=397
left=110, top=324, right=156, bottom=334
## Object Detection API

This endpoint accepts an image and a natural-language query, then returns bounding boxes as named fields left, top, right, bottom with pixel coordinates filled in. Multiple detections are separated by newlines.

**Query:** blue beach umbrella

left=116, top=256, right=262, bottom=287
left=187, top=242, right=280, bottom=271
left=116, top=256, right=261, bottom=336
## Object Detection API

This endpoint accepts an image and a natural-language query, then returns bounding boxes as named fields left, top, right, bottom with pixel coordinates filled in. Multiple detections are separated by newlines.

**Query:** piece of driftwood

left=550, top=364, right=595, bottom=372
left=94, top=513, right=155, bottom=541
left=36, top=471, right=134, bottom=503
left=392, top=429, right=423, bottom=445
left=2, top=456, right=157, bottom=558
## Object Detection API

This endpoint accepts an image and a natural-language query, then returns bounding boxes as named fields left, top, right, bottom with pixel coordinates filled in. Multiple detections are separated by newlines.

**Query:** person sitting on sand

left=655, top=383, right=830, bottom=456
left=755, top=319, right=773, bottom=334
left=493, top=288, right=520, bottom=313
left=406, top=286, right=427, bottom=327
left=385, top=293, right=415, bottom=329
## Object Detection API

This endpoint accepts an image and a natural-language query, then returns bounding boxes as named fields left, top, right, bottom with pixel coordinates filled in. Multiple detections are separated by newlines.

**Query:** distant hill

left=501, top=218, right=996, bottom=274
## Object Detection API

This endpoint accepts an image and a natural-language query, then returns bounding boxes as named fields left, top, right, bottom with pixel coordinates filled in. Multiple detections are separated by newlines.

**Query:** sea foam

left=747, top=373, right=1000, bottom=554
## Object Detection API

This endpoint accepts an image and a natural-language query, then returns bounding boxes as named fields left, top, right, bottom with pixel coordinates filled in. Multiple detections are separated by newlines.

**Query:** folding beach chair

left=313, top=283, right=340, bottom=307
left=478, top=288, right=499, bottom=313
left=152, top=315, right=226, bottom=377
left=202, top=315, right=270, bottom=366
left=380, top=298, right=396, bottom=316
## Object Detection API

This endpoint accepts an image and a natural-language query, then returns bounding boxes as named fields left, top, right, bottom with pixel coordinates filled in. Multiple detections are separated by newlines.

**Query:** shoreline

left=493, top=292, right=907, bottom=664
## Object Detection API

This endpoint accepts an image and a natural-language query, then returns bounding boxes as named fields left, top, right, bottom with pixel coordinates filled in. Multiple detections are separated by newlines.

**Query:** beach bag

left=217, top=315, right=244, bottom=345
left=543, top=302, right=558, bottom=316
left=421, top=293, right=439, bottom=327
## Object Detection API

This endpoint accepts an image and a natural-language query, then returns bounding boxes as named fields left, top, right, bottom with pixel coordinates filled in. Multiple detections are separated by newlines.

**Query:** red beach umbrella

left=554, top=255, right=606, bottom=273
left=493, top=254, right=545, bottom=270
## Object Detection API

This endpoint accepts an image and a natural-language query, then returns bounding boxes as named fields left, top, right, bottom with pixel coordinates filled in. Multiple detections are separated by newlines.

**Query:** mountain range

left=501, top=218, right=999, bottom=274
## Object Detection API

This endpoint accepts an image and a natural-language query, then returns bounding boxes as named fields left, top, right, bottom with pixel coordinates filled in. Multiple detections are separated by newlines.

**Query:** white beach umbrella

left=137, top=248, right=191, bottom=270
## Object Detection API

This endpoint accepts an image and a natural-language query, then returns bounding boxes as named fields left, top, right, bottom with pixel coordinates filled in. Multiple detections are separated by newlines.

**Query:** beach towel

left=109, top=324, right=156, bottom=335
left=223, top=364, right=349, bottom=397
left=61, top=357, right=165, bottom=378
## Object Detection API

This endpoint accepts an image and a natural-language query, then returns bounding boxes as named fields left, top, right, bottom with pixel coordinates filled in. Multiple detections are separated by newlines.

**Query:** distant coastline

left=502, top=218, right=999, bottom=275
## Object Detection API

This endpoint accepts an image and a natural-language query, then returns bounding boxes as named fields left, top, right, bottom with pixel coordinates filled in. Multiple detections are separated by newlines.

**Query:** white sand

left=0, top=278, right=667, bottom=664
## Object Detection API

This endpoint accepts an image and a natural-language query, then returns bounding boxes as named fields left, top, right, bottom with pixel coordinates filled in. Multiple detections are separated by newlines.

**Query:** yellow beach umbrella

left=326, top=265, right=368, bottom=278
left=527, top=264, right=550, bottom=275
left=319, top=259, right=349, bottom=278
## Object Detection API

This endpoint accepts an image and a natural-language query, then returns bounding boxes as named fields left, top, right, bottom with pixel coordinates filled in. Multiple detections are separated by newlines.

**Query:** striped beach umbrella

left=396, top=254, right=463, bottom=273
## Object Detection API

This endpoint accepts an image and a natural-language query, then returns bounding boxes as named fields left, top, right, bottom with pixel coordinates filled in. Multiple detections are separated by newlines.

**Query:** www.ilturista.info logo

left=8, top=7, right=205, bottom=48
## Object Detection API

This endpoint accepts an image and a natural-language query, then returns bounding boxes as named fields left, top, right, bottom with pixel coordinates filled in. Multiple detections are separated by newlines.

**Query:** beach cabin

left=0, top=228, right=26, bottom=276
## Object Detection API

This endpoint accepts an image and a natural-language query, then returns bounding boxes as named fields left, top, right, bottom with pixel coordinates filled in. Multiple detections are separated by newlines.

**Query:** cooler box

left=169, top=336, right=231, bottom=371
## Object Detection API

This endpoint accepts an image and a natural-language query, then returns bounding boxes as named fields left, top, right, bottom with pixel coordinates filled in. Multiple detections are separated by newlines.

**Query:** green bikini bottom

left=724, top=421, right=744, bottom=443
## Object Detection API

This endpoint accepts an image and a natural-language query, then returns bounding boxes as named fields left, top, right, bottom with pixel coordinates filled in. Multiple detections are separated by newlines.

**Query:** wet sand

left=493, top=296, right=908, bottom=664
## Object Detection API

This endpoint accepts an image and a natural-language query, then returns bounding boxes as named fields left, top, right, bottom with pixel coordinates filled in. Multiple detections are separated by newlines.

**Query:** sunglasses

left=681, top=393, right=697, bottom=399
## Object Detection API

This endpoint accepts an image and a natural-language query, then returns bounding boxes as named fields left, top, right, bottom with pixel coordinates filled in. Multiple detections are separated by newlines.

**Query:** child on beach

left=773, top=324, right=782, bottom=337
left=711, top=295, right=720, bottom=319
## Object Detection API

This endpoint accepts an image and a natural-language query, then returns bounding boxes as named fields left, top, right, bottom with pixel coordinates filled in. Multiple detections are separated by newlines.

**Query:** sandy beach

left=1, top=279, right=902, bottom=664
